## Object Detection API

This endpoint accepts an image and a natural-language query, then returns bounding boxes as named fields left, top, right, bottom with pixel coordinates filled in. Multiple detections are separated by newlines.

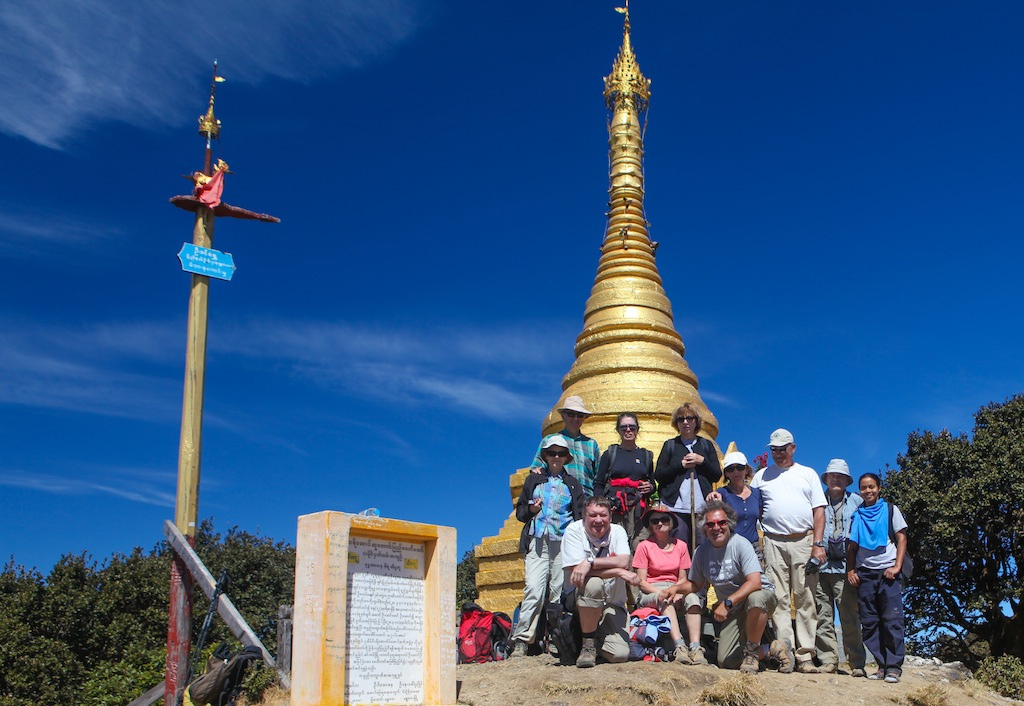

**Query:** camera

left=827, top=537, right=848, bottom=563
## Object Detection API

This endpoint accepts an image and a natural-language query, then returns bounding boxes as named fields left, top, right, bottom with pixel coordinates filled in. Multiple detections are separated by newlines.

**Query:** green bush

left=975, top=654, right=1024, bottom=700
left=456, top=550, right=478, bottom=607
left=242, top=664, right=279, bottom=703
left=79, top=644, right=165, bottom=706
left=0, top=519, right=293, bottom=706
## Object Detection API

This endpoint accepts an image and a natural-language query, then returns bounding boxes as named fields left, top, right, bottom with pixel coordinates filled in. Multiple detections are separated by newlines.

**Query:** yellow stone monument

left=292, top=512, right=457, bottom=705
left=474, top=5, right=722, bottom=615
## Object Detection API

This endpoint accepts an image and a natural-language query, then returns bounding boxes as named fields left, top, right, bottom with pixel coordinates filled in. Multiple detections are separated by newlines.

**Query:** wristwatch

left=813, top=540, right=826, bottom=548
left=724, top=598, right=733, bottom=610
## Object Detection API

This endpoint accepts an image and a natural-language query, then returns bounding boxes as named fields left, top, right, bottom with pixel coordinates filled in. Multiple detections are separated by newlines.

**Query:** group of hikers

left=508, top=396, right=910, bottom=682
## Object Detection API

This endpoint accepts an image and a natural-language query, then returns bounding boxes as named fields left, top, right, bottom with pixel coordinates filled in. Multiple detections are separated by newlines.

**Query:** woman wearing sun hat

left=631, top=504, right=696, bottom=661
left=706, top=451, right=762, bottom=558
left=509, top=435, right=586, bottom=658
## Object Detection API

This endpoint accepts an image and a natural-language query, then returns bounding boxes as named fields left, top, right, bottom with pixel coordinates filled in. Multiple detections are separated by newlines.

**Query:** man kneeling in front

left=664, top=500, right=796, bottom=673
left=561, top=495, right=641, bottom=667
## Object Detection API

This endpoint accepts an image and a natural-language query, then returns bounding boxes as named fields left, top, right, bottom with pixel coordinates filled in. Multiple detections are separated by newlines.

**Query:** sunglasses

left=618, top=424, right=639, bottom=432
left=676, top=416, right=698, bottom=424
left=704, top=519, right=729, bottom=529
left=563, top=410, right=587, bottom=419
left=545, top=450, right=569, bottom=458
left=650, top=517, right=672, bottom=526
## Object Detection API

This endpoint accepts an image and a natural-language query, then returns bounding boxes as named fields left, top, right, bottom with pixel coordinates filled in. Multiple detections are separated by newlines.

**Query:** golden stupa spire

left=473, top=5, right=720, bottom=614
left=539, top=2, right=718, bottom=449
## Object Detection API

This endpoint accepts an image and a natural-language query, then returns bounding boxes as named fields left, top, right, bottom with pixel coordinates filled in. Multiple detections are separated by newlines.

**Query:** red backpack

left=457, top=602, right=513, bottom=663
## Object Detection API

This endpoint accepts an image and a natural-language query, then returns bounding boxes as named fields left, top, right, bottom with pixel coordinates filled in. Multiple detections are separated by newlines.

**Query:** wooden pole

left=165, top=205, right=215, bottom=705
left=277, top=605, right=293, bottom=679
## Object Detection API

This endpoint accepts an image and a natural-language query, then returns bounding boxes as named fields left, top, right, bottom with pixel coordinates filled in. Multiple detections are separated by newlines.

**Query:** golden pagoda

left=473, top=4, right=720, bottom=614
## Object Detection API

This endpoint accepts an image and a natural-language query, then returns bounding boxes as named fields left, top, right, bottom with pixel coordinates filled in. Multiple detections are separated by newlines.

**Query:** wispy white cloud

left=698, top=389, right=739, bottom=408
left=0, top=466, right=175, bottom=506
left=215, top=319, right=561, bottom=421
left=0, top=0, right=425, bottom=148
left=0, top=207, right=119, bottom=253
left=0, top=318, right=184, bottom=420
left=0, top=317, right=564, bottom=423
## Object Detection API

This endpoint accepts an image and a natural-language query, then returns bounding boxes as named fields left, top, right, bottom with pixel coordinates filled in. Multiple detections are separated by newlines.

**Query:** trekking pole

left=689, top=469, right=696, bottom=551
left=181, top=569, right=230, bottom=705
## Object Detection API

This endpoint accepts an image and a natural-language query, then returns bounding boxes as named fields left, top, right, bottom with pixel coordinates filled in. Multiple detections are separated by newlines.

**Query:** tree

left=0, top=519, right=294, bottom=706
left=193, top=520, right=296, bottom=654
left=884, top=394, right=1024, bottom=664
left=456, top=550, right=478, bottom=608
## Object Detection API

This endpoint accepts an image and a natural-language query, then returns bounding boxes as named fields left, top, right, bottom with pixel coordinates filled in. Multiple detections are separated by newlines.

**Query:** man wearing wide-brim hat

left=815, top=458, right=866, bottom=676
left=530, top=395, right=601, bottom=496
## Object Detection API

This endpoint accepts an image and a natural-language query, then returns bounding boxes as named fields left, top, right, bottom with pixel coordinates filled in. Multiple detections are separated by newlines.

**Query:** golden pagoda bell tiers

left=473, top=4, right=720, bottom=614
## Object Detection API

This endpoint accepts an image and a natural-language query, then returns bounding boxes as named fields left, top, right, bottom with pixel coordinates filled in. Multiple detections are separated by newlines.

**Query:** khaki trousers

left=716, top=588, right=778, bottom=670
left=816, top=572, right=866, bottom=669
left=763, top=533, right=818, bottom=665
left=511, top=536, right=563, bottom=644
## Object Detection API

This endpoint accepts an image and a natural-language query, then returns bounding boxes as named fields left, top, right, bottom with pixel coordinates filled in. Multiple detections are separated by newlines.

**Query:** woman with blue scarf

left=846, top=473, right=908, bottom=683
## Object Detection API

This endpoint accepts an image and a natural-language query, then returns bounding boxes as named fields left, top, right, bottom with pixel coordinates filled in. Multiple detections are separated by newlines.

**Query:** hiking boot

left=673, top=646, right=694, bottom=665
left=508, top=640, right=528, bottom=659
left=797, top=661, right=818, bottom=674
left=851, top=668, right=867, bottom=678
left=576, top=638, right=597, bottom=668
left=740, top=651, right=761, bottom=674
left=818, top=663, right=837, bottom=674
left=768, top=638, right=795, bottom=674
left=884, top=669, right=902, bottom=684
left=688, top=645, right=709, bottom=665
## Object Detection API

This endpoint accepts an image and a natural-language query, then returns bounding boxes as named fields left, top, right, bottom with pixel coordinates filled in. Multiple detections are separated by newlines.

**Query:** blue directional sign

left=177, top=243, right=236, bottom=281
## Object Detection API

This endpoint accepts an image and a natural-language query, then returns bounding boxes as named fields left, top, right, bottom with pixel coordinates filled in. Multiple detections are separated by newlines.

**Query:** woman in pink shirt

left=632, top=505, right=695, bottom=658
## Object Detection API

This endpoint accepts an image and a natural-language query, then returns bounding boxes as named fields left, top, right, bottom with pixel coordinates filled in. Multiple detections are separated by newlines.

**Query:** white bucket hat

left=822, top=458, right=852, bottom=482
left=559, top=395, right=592, bottom=415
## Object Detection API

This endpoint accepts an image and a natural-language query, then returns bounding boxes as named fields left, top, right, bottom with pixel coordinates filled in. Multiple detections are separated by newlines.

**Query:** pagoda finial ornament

left=604, top=1, right=651, bottom=113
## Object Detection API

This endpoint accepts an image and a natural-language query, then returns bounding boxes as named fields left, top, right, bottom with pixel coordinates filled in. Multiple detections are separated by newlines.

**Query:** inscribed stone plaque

left=345, top=537, right=426, bottom=703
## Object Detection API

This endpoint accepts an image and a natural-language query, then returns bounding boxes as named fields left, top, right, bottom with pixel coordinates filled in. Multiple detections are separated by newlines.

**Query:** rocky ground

left=247, top=654, right=1018, bottom=705
left=451, top=654, right=1016, bottom=706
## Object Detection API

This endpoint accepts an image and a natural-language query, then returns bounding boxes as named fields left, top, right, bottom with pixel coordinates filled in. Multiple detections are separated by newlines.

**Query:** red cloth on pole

left=194, top=168, right=225, bottom=208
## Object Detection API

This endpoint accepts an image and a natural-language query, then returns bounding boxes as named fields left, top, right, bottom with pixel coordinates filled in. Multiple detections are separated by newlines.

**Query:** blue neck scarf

left=850, top=498, right=889, bottom=551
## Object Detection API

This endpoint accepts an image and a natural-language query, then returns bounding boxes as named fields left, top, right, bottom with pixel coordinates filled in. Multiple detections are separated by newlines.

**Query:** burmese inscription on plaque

left=345, top=536, right=426, bottom=704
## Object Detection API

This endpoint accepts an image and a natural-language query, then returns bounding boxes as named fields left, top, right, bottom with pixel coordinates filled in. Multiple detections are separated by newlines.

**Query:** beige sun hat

left=559, top=395, right=592, bottom=415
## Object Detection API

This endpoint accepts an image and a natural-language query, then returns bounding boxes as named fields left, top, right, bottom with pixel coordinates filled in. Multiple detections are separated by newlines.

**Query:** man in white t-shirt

left=561, top=496, right=640, bottom=667
left=750, top=428, right=826, bottom=673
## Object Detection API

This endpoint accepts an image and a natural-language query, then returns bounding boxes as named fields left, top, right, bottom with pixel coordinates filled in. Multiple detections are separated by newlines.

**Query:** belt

left=764, top=530, right=813, bottom=540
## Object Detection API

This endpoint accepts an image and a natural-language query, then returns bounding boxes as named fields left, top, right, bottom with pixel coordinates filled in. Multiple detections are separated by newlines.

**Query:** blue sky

left=1, top=1, right=1022, bottom=573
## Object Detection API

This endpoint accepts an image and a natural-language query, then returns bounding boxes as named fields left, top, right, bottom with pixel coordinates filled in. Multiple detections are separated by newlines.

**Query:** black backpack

left=545, top=589, right=581, bottom=666
left=186, top=643, right=263, bottom=706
